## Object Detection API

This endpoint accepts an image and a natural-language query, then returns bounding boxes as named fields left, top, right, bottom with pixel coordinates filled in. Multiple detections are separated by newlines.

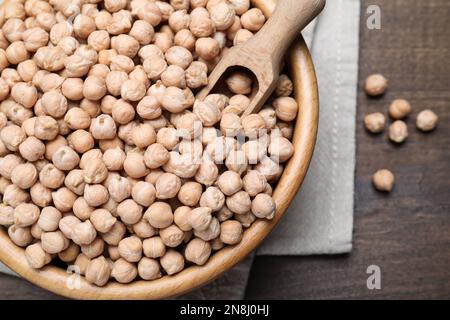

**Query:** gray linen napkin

left=0, top=0, right=360, bottom=298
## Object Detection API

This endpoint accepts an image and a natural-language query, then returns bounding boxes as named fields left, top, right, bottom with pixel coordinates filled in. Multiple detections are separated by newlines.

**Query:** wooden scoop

left=197, top=0, right=326, bottom=115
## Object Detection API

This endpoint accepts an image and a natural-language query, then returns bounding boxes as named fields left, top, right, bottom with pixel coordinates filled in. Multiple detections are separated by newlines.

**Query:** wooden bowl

left=0, top=0, right=319, bottom=299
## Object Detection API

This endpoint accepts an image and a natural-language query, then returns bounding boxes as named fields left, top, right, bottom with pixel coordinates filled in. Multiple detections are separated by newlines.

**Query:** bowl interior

left=0, top=0, right=319, bottom=299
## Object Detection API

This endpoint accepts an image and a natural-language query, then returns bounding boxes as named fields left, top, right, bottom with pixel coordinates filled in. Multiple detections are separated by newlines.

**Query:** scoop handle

left=248, top=0, right=326, bottom=62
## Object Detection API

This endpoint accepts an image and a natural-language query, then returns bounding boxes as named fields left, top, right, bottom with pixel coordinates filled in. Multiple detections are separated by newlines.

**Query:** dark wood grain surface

left=1, top=0, right=449, bottom=299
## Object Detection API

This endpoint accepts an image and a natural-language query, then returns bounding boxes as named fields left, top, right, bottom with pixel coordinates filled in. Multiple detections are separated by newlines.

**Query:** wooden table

left=1, top=0, right=449, bottom=299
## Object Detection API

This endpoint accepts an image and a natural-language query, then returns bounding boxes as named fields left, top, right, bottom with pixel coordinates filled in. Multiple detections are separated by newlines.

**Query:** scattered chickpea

left=372, top=169, right=395, bottom=192
left=416, top=109, right=438, bottom=132
left=160, top=249, right=184, bottom=275
left=138, top=257, right=161, bottom=280
left=365, top=74, right=388, bottom=96
left=389, top=120, right=408, bottom=144
left=364, top=112, right=385, bottom=134
left=226, top=71, right=252, bottom=95
left=85, top=256, right=111, bottom=287
left=389, top=99, right=411, bottom=120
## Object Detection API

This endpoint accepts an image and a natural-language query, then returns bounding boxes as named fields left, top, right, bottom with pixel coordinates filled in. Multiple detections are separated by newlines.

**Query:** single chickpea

left=130, top=123, right=156, bottom=149
left=240, top=8, right=265, bottom=31
left=52, top=187, right=77, bottom=212
left=116, top=199, right=142, bottom=225
left=220, top=220, right=243, bottom=245
left=68, top=130, right=94, bottom=154
left=57, top=36, right=79, bottom=55
left=16, top=60, right=38, bottom=82
left=11, top=163, right=38, bottom=189
left=102, top=148, right=125, bottom=171
left=364, top=112, right=385, bottom=134
left=84, top=184, right=109, bottom=207
left=110, top=54, right=135, bottom=73
left=389, top=120, right=408, bottom=143
left=8, top=225, right=33, bottom=247
left=372, top=169, right=395, bottom=192
left=74, top=253, right=91, bottom=276
left=194, top=216, right=220, bottom=241
left=187, top=207, right=212, bottom=232
left=52, top=146, right=80, bottom=171
left=416, top=109, right=438, bottom=132
left=82, top=158, right=108, bottom=185
left=98, top=49, right=117, bottom=65
left=155, top=172, right=181, bottom=200
left=258, top=107, right=277, bottom=130
left=0, top=79, right=9, bottom=101
left=111, top=258, right=137, bottom=284
left=251, top=193, right=276, bottom=219
left=130, top=20, right=154, bottom=45
left=58, top=215, right=81, bottom=240
left=41, top=90, right=67, bottom=118
left=195, top=37, right=220, bottom=61
left=189, top=7, right=215, bottom=38
left=172, top=206, right=192, bottom=232
left=41, top=230, right=69, bottom=254
left=241, top=114, right=266, bottom=137
left=143, top=236, right=166, bottom=259
left=29, top=182, right=52, bottom=208
left=44, top=136, right=68, bottom=161
left=61, top=78, right=84, bottom=101
left=226, top=190, right=251, bottom=215
left=144, top=201, right=173, bottom=229
left=365, top=73, right=388, bottom=96
left=101, top=220, right=126, bottom=246
left=165, top=46, right=193, bottom=69
left=268, top=135, right=294, bottom=163
left=0, top=204, right=14, bottom=227
left=216, top=171, right=243, bottom=196
left=220, top=112, right=241, bottom=137
left=160, top=224, right=184, bottom=247
left=132, top=219, right=157, bottom=239
left=39, top=163, right=64, bottom=189
left=136, top=2, right=162, bottom=26
left=275, top=74, right=294, bottom=97
left=138, top=257, right=161, bottom=280
left=83, top=76, right=107, bottom=101
left=178, top=181, right=203, bottom=207
left=123, top=151, right=149, bottom=179
left=111, top=34, right=140, bottom=59
left=193, top=100, right=222, bottom=126
left=10, top=82, right=38, bottom=109
left=6, top=41, right=30, bottom=65
left=135, top=96, right=161, bottom=121
left=1, top=124, right=26, bottom=151
left=87, top=30, right=110, bottom=52
left=199, top=186, right=225, bottom=212
left=81, top=237, right=105, bottom=259
left=234, top=211, right=256, bottom=228
left=37, top=206, right=62, bottom=232
left=72, top=220, right=97, bottom=246
left=153, top=32, right=173, bottom=53
left=273, top=97, right=298, bottom=122
left=14, top=203, right=40, bottom=227
left=105, top=70, right=128, bottom=97
left=226, top=71, right=252, bottom=95
left=72, top=197, right=94, bottom=221
left=107, top=174, right=131, bottom=202
left=25, top=242, right=52, bottom=269
left=112, top=99, right=135, bottom=125
left=59, top=242, right=81, bottom=263
left=89, top=209, right=117, bottom=234
left=0, top=154, right=24, bottom=179
left=118, top=236, right=142, bottom=263
left=160, top=249, right=184, bottom=275
left=243, top=170, right=267, bottom=197
left=155, top=127, right=179, bottom=151
left=73, top=14, right=96, bottom=39
left=216, top=205, right=234, bottom=222
left=174, top=28, right=196, bottom=51
left=131, top=181, right=156, bottom=207
left=184, top=61, right=207, bottom=89
left=85, top=256, right=111, bottom=287
left=22, top=27, right=49, bottom=52
left=388, top=99, right=411, bottom=120
left=209, top=2, right=236, bottom=31
left=90, top=114, right=117, bottom=140
left=185, top=238, right=211, bottom=266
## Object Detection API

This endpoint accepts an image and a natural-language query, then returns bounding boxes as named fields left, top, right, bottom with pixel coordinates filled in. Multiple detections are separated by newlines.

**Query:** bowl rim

left=0, top=0, right=319, bottom=300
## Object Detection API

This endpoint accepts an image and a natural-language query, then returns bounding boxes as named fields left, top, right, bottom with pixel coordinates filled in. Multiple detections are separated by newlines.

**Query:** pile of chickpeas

left=0, top=0, right=298, bottom=287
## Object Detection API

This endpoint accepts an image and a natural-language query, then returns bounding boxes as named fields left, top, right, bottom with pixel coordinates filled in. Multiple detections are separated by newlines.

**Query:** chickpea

left=61, top=78, right=84, bottom=101
left=84, top=184, right=109, bottom=207
left=153, top=32, right=173, bottom=53
left=176, top=182, right=201, bottom=207
left=216, top=171, right=242, bottom=196
left=132, top=219, right=157, bottom=239
left=226, top=71, right=252, bottom=95
left=189, top=8, right=215, bottom=38
left=38, top=163, right=64, bottom=189
left=83, top=76, right=107, bottom=101
left=144, top=201, right=173, bottom=229
left=13, top=203, right=39, bottom=227
left=165, top=46, right=193, bottom=70
left=226, top=190, right=251, bottom=215
left=11, top=163, right=38, bottom=189
left=68, top=130, right=95, bottom=154
left=194, top=216, right=220, bottom=241
left=85, top=256, right=111, bottom=287
left=41, top=230, right=69, bottom=254
left=101, top=220, right=126, bottom=246
left=81, top=237, right=105, bottom=259
left=6, top=41, right=30, bottom=64
left=155, top=172, right=181, bottom=199
left=110, top=258, right=137, bottom=284
left=8, top=225, right=33, bottom=247
left=130, top=20, right=154, bottom=45
left=268, top=135, right=294, bottom=163
left=417, top=109, right=438, bottom=132
left=41, top=90, right=67, bottom=118
left=131, top=181, right=156, bottom=207
left=364, top=112, right=385, bottom=134
left=240, top=8, right=265, bottom=31
left=273, top=97, right=298, bottom=122
left=220, top=220, right=243, bottom=245
left=37, top=206, right=62, bottom=232
left=1, top=124, right=26, bottom=151
left=123, top=151, right=149, bottom=179
left=59, top=242, right=81, bottom=263
left=138, top=257, right=161, bottom=280
left=195, top=155, right=219, bottom=186
left=29, top=182, right=52, bottom=208
left=389, top=120, right=408, bottom=143
left=52, top=146, right=80, bottom=171
left=118, top=236, right=142, bottom=263
left=0, top=154, right=23, bottom=180
left=160, top=249, right=184, bottom=275
left=10, top=82, right=37, bottom=109
left=115, top=199, right=142, bottom=226
left=110, top=54, right=134, bottom=73
left=387, top=99, right=412, bottom=120
left=22, top=27, right=48, bottom=52
left=0, top=204, right=15, bottom=227
left=251, top=193, right=276, bottom=219
left=199, top=186, right=225, bottom=212
left=25, top=242, right=52, bottom=269
left=365, top=73, right=388, bottom=96
left=185, top=238, right=211, bottom=266
left=90, top=114, right=117, bottom=139
left=193, top=100, right=221, bottom=126
left=372, top=169, right=395, bottom=192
